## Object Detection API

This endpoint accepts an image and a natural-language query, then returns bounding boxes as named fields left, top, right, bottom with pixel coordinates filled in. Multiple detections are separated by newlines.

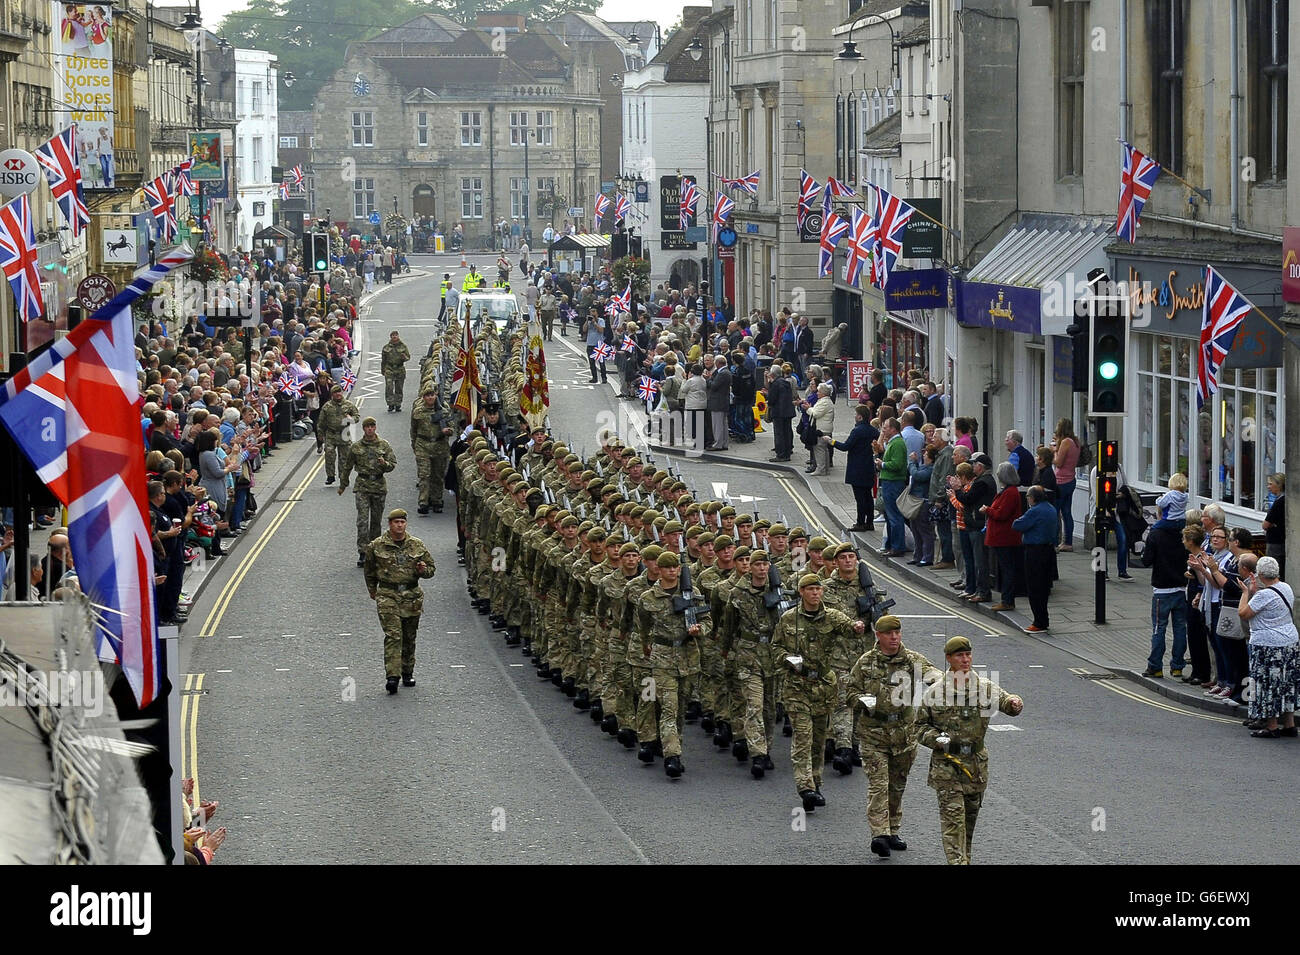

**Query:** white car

left=457, top=290, right=522, bottom=332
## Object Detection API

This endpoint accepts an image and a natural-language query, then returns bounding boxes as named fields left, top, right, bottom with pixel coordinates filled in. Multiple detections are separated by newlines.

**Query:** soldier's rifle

left=674, top=563, right=709, bottom=633
left=856, top=559, right=895, bottom=623
left=764, top=563, right=797, bottom=616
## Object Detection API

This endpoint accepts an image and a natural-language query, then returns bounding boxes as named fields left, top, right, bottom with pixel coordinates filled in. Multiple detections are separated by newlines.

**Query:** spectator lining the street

left=982, top=462, right=1024, bottom=612
left=1239, top=556, right=1298, bottom=738
left=1051, top=418, right=1080, bottom=551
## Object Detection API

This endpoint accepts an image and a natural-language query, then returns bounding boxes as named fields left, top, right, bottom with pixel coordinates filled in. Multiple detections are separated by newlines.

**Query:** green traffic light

left=1099, top=360, right=1119, bottom=380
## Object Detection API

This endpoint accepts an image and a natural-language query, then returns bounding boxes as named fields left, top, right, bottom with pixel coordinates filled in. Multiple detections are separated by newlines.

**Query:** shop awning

left=963, top=213, right=1112, bottom=335
left=549, top=233, right=611, bottom=251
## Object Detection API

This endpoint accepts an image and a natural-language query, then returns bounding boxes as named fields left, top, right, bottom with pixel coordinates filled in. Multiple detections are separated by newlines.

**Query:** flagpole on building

left=1115, top=137, right=1210, bottom=202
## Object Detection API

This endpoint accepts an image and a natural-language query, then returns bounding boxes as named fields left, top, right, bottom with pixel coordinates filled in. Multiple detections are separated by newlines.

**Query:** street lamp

left=184, top=3, right=207, bottom=248
left=282, top=71, right=295, bottom=87
left=687, top=37, right=704, bottom=62
left=837, top=12, right=898, bottom=79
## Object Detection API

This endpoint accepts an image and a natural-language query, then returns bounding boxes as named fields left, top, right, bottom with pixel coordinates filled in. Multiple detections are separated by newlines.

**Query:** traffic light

left=303, top=232, right=329, bottom=273
left=1088, top=294, right=1129, bottom=415
left=1097, top=472, right=1117, bottom=514
left=1099, top=439, right=1119, bottom=473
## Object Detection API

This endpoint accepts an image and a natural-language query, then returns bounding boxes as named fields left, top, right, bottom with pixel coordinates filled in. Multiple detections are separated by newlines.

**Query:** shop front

left=1112, top=250, right=1285, bottom=521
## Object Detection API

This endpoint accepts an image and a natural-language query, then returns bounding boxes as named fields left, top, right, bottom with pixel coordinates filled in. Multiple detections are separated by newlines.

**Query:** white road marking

left=227, top=634, right=243, bottom=639
left=275, top=668, right=291, bottom=672
left=446, top=631, right=460, bottom=634
left=1029, top=665, right=1044, bottom=668
left=450, top=664, right=467, bottom=669
left=509, top=663, right=524, bottom=667
left=338, top=632, right=351, bottom=636
left=987, top=724, right=1023, bottom=732
left=282, top=634, right=297, bottom=638
left=217, top=669, right=232, bottom=673
left=896, top=613, right=956, bottom=619
left=335, top=666, right=349, bottom=670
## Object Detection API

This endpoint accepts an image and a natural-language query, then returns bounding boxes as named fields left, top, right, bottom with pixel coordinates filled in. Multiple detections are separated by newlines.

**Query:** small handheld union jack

left=592, top=342, right=615, bottom=363
left=341, top=368, right=357, bottom=392
left=621, top=334, right=637, bottom=353
left=637, top=376, right=659, bottom=401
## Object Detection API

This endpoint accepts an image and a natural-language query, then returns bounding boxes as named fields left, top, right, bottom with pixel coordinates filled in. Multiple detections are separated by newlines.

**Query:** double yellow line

left=1068, top=667, right=1238, bottom=723
left=197, top=453, right=326, bottom=637
left=774, top=475, right=991, bottom=633
left=180, top=672, right=206, bottom=806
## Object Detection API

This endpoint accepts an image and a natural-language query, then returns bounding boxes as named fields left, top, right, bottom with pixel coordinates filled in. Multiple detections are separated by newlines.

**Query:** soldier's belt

left=378, top=582, right=417, bottom=593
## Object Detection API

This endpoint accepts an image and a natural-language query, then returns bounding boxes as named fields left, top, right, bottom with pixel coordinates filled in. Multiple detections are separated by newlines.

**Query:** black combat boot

left=538, top=666, right=554, bottom=680
left=700, top=711, right=715, bottom=733
left=552, top=671, right=566, bottom=688
left=712, top=720, right=732, bottom=748
left=402, top=674, right=416, bottom=687
left=617, top=728, right=637, bottom=748
left=588, top=700, right=604, bottom=722
left=562, top=677, right=577, bottom=696
left=824, top=738, right=837, bottom=762
left=799, top=790, right=817, bottom=812
left=505, top=627, right=522, bottom=646
left=751, top=755, right=766, bottom=779
left=417, top=505, right=429, bottom=515
left=811, top=790, right=826, bottom=807
left=783, top=715, right=793, bottom=737
left=886, top=835, right=907, bottom=851
left=601, top=713, right=618, bottom=735
left=663, top=756, right=683, bottom=779
left=637, top=741, right=656, bottom=763
left=385, top=676, right=399, bottom=695
left=763, top=755, right=774, bottom=771
left=732, top=738, right=749, bottom=761
left=685, top=700, right=702, bottom=722
left=573, top=688, right=590, bottom=709
left=871, top=836, right=891, bottom=858
left=832, top=748, right=853, bottom=776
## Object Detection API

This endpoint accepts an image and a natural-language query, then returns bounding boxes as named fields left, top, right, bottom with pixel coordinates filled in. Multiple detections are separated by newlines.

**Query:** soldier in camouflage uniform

left=713, top=544, right=752, bottom=761
left=410, top=386, right=452, bottom=514
left=630, top=545, right=664, bottom=761
left=340, top=417, right=397, bottom=566
left=598, top=541, right=643, bottom=742
left=636, top=551, right=710, bottom=778
left=576, top=525, right=613, bottom=715
left=773, top=573, right=866, bottom=811
left=820, top=541, right=877, bottom=776
left=364, top=509, right=436, bottom=693
left=915, top=636, right=1024, bottom=864
left=697, top=534, right=736, bottom=744
left=843, top=614, right=941, bottom=858
left=381, top=330, right=411, bottom=412
left=318, top=385, right=360, bottom=485
left=723, top=550, right=784, bottom=779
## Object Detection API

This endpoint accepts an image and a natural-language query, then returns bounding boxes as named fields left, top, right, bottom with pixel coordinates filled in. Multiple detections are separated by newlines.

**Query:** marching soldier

left=410, top=386, right=453, bottom=514
left=821, top=541, right=876, bottom=775
left=631, top=544, right=664, bottom=761
left=318, top=384, right=359, bottom=486
left=723, top=549, right=782, bottom=779
left=773, top=574, right=866, bottom=812
left=636, top=551, right=710, bottom=778
left=340, top=416, right=397, bottom=567
left=598, top=540, right=644, bottom=741
left=382, top=330, right=411, bottom=413
left=364, top=509, right=436, bottom=694
left=915, top=636, right=1024, bottom=864
left=843, top=615, right=940, bottom=858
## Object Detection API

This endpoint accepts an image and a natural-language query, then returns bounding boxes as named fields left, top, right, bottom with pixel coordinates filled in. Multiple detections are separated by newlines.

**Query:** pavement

left=646, top=409, right=1242, bottom=718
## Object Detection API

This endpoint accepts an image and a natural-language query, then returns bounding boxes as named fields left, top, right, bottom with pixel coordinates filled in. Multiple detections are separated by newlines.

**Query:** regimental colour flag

left=0, top=194, right=44, bottom=321
left=521, top=313, right=551, bottom=430
left=0, top=246, right=193, bottom=707
left=34, top=126, right=90, bottom=238
left=1197, top=266, right=1252, bottom=410
left=594, top=193, right=611, bottom=227
left=1117, top=140, right=1162, bottom=243
left=869, top=185, right=916, bottom=289
left=679, top=178, right=699, bottom=230
left=142, top=174, right=177, bottom=243
left=843, top=207, right=875, bottom=287
left=797, top=169, right=821, bottom=231
left=614, top=193, right=630, bottom=224
left=451, top=299, right=483, bottom=421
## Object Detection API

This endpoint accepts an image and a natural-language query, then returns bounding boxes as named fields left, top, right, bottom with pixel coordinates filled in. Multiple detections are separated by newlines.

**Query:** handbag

left=1216, top=603, right=1246, bottom=641
left=897, top=483, right=925, bottom=521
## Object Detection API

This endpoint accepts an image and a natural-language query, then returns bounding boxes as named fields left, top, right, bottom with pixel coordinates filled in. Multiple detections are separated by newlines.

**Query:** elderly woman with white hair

left=802, top=382, right=835, bottom=475
left=980, top=461, right=1025, bottom=612
left=1238, top=555, right=1298, bottom=738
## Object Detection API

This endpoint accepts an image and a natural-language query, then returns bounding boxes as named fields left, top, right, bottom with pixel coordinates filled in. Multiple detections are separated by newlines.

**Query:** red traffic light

left=1100, top=439, right=1119, bottom=472
left=1098, top=474, right=1117, bottom=512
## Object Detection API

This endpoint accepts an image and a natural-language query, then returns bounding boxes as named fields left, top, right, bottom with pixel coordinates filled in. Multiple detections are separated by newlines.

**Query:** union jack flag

left=869, top=185, right=915, bottom=289
left=614, top=193, right=630, bottom=223
left=720, top=170, right=761, bottom=195
left=592, top=342, right=615, bottom=363
left=0, top=247, right=192, bottom=707
left=818, top=210, right=850, bottom=278
left=277, top=376, right=303, bottom=398
left=279, top=181, right=290, bottom=200
left=605, top=280, right=632, bottom=316
left=594, top=193, right=611, bottom=226
left=142, top=174, right=177, bottom=243
left=797, top=170, right=821, bottom=230
left=844, top=207, right=875, bottom=287
left=174, top=157, right=196, bottom=197
left=341, top=368, right=357, bottom=392
left=713, top=193, right=735, bottom=228
left=826, top=177, right=857, bottom=198
left=679, top=178, right=699, bottom=230
left=1197, top=266, right=1252, bottom=410
left=621, top=334, right=638, bottom=353
left=1117, top=140, right=1161, bottom=243
left=34, top=126, right=89, bottom=238
left=637, top=376, right=659, bottom=401
left=0, top=194, right=43, bottom=321
left=289, top=163, right=304, bottom=186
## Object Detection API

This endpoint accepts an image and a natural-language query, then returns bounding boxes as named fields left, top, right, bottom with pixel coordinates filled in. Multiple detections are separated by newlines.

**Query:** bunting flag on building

left=289, top=163, right=304, bottom=186
left=1117, top=140, right=1162, bottom=243
left=844, top=207, right=875, bottom=287
left=451, top=302, right=483, bottom=422
left=34, top=126, right=89, bottom=239
left=719, top=170, right=761, bottom=195
left=818, top=211, right=851, bottom=278
left=1197, top=266, right=1252, bottom=410
left=614, top=193, right=630, bottom=224
left=679, top=178, right=699, bottom=230
left=0, top=246, right=193, bottom=707
left=279, top=181, right=290, bottom=201
left=0, top=194, right=44, bottom=322
left=594, top=193, right=611, bottom=227
left=142, top=174, right=178, bottom=243
left=521, top=313, right=550, bottom=430
left=869, top=184, right=916, bottom=289
left=174, top=157, right=196, bottom=197
left=797, top=169, right=821, bottom=231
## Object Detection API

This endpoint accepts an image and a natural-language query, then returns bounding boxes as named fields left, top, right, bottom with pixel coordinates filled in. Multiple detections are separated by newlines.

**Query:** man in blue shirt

left=1012, top=485, right=1059, bottom=633
left=900, top=409, right=926, bottom=460
left=585, top=310, right=608, bottom=383
left=1004, top=430, right=1036, bottom=488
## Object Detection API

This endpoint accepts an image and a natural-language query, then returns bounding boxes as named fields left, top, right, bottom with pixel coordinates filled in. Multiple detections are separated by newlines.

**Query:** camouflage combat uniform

left=381, top=338, right=411, bottom=408
left=724, top=578, right=781, bottom=758
left=821, top=572, right=873, bottom=751
left=318, top=396, right=359, bottom=481
left=364, top=531, right=436, bottom=679
left=636, top=582, right=710, bottom=759
left=409, top=398, right=451, bottom=511
left=341, top=435, right=397, bottom=554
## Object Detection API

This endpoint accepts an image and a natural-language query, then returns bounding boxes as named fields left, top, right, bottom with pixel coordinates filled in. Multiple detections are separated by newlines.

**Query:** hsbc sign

left=0, top=148, right=41, bottom=197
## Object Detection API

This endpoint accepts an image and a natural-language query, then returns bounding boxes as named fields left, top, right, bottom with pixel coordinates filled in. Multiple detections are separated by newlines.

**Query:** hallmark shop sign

left=52, top=3, right=115, bottom=189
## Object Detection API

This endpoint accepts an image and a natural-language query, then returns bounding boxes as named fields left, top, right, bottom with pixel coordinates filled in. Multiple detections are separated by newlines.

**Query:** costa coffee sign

left=1284, top=227, right=1300, bottom=304
left=77, top=274, right=116, bottom=311
left=0, top=148, right=41, bottom=197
